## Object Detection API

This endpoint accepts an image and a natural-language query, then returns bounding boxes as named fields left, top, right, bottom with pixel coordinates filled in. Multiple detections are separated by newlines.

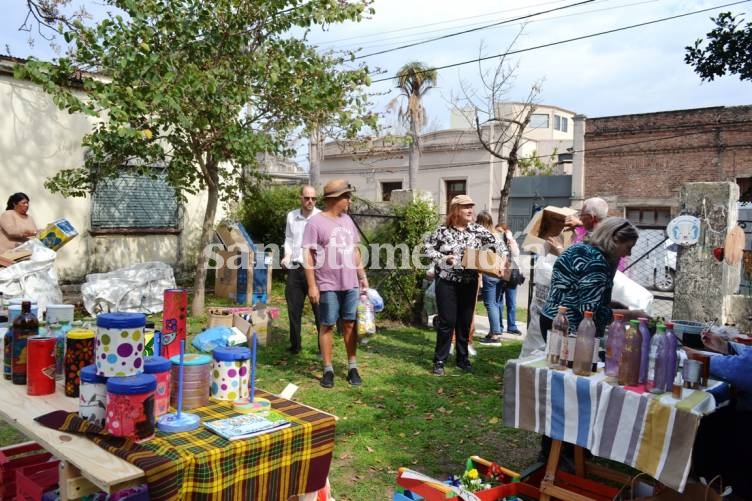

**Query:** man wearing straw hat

left=303, top=179, right=368, bottom=388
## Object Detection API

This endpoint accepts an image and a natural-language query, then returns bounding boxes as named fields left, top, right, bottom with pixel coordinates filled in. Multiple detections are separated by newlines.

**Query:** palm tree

left=391, top=62, right=438, bottom=190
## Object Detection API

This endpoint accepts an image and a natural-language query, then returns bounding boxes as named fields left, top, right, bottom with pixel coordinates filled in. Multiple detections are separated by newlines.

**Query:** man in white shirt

left=282, top=185, right=321, bottom=354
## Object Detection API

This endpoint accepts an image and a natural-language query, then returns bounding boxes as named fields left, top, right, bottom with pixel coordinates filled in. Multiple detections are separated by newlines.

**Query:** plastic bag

left=366, top=288, right=384, bottom=313
left=81, top=261, right=176, bottom=315
left=191, top=325, right=248, bottom=353
left=612, top=270, right=654, bottom=314
left=0, top=239, right=62, bottom=312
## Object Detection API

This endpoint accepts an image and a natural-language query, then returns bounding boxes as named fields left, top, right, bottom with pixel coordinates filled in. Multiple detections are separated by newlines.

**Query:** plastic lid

left=107, top=373, right=157, bottom=394
left=557, top=305, right=568, bottom=312
left=80, top=364, right=107, bottom=384
left=584, top=311, right=593, bottom=318
left=629, top=319, right=639, bottom=327
left=665, top=321, right=674, bottom=329
left=143, top=356, right=171, bottom=373
left=96, top=312, right=147, bottom=329
left=613, top=313, right=624, bottom=320
left=213, top=346, right=251, bottom=362
left=169, top=353, right=212, bottom=366
left=67, top=328, right=95, bottom=340
left=656, top=324, right=666, bottom=332
left=638, top=317, right=649, bottom=322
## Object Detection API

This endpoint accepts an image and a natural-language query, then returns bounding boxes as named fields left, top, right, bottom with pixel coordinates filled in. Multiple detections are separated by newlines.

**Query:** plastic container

left=64, top=329, right=96, bottom=397
left=573, top=311, right=596, bottom=376
left=95, top=312, right=147, bottom=377
left=8, top=304, right=38, bottom=324
left=143, top=356, right=171, bottom=417
left=170, top=353, right=211, bottom=409
left=106, top=373, right=157, bottom=441
left=79, top=364, right=108, bottom=428
left=45, top=304, right=74, bottom=325
left=671, top=320, right=706, bottom=349
left=211, top=347, right=251, bottom=401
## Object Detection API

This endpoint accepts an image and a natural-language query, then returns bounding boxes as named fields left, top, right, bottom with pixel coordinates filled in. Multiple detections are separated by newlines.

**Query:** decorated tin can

left=210, top=347, right=251, bottom=401
left=143, top=356, right=171, bottom=417
left=95, top=312, right=146, bottom=377
left=161, top=289, right=187, bottom=360
left=169, top=353, right=211, bottom=410
left=79, top=364, right=107, bottom=428
left=106, top=373, right=157, bottom=441
left=27, top=336, right=56, bottom=396
left=64, top=329, right=96, bottom=397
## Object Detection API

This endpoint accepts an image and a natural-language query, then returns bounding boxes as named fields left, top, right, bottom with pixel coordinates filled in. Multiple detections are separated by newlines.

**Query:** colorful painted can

left=106, top=373, right=157, bottom=441
left=27, top=336, right=56, bottom=396
left=143, top=356, right=171, bottom=417
left=65, top=329, right=96, bottom=397
left=169, top=353, right=211, bottom=410
left=95, top=312, right=146, bottom=377
left=79, top=364, right=107, bottom=428
left=211, top=347, right=251, bottom=401
left=161, top=289, right=187, bottom=360
left=2, top=328, right=10, bottom=381
left=45, top=304, right=75, bottom=324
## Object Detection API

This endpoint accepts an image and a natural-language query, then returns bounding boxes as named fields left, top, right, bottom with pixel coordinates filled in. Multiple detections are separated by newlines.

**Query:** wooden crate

left=0, top=442, right=53, bottom=501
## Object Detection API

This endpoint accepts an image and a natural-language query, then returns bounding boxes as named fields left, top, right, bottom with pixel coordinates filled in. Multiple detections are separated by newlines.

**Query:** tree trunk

left=309, top=125, right=321, bottom=188
left=191, top=166, right=220, bottom=316
left=408, top=110, right=420, bottom=190
left=498, top=151, right=517, bottom=224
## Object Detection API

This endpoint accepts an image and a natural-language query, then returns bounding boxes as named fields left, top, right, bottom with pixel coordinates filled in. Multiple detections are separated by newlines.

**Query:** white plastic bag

left=366, top=288, right=384, bottom=313
left=0, top=239, right=62, bottom=312
left=612, top=270, right=654, bottom=315
left=81, top=261, right=177, bottom=315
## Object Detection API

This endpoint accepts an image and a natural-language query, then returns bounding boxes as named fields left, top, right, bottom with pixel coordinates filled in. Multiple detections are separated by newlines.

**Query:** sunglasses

left=302, top=196, right=316, bottom=201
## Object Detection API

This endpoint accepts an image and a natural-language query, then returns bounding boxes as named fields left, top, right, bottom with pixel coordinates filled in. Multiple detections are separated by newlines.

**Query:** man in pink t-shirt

left=303, top=179, right=368, bottom=388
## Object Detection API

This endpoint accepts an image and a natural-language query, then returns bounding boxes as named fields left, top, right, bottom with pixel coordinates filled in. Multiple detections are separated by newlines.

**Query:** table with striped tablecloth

left=503, top=355, right=722, bottom=492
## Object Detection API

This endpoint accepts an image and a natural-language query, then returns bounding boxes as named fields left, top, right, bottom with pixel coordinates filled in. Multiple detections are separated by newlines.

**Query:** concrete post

left=673, top=182, right=740, bottom=323
left=571, top=114, right=586, bottom=209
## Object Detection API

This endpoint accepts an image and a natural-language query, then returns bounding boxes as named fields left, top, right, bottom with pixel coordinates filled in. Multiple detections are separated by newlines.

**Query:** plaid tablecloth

left=37, top=389, right=335, bottom=501
left=503, top=356, right=720, bottom=492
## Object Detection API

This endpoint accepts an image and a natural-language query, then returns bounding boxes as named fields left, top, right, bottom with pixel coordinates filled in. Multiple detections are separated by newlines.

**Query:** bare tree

left=454, top=33, right=541, bottom=223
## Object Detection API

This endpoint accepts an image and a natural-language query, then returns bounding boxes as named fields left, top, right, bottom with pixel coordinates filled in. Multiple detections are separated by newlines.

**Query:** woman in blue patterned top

left=424, top=195, right=499, bottom=376
left=540, top=217, right=648, bottom=338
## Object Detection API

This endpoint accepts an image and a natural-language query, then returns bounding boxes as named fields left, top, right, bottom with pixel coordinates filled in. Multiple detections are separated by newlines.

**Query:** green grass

left=0, top=283, right=541, bottom=499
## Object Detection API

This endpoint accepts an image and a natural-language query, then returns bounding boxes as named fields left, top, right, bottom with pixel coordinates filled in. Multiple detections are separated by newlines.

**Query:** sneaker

left=506, top=328, right=522, bottom=335
left=479, top=333, right=502, bottom=345
left=456, top=362, right=473, bottom=373
left=449, top=343, right=455, bottom=355
left=320, top=370, right=334, bottom=388
left=468, top=345, right=477, bottom=357
left=346, top=368, right=362, bottom=386
left=287, top=346, right=301, bottom=355
left=432, top=362, right=445, bottom=376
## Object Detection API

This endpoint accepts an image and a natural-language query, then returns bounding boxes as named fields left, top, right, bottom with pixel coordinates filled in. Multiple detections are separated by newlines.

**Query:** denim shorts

left=319, top=288, right=359, bottom=325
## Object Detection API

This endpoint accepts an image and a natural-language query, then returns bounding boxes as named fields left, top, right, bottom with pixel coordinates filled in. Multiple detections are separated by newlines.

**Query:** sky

left=3, top=0, right=749, bottom=132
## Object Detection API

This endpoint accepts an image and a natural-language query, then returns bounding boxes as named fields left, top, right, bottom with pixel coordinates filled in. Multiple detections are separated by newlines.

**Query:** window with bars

left=90, top=171, right=180, bottom=232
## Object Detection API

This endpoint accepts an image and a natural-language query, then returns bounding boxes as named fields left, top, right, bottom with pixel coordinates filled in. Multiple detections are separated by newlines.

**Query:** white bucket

left=46, top=304, right=75, bottom=324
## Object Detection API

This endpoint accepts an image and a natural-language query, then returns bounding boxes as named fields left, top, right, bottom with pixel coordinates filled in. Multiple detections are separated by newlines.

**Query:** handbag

left=508, top=268, right=525, bottom=287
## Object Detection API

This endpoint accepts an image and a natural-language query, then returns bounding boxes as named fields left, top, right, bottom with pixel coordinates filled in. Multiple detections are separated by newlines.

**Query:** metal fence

left=623, top=225, right=675, bottom=320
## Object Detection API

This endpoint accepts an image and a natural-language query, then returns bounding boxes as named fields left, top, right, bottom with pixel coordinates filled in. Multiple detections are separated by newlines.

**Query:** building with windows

left=320, top=103, right=576, bottom=217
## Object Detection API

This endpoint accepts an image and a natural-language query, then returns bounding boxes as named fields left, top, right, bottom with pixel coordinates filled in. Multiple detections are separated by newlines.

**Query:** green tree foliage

left=15, top=0, right=374, bottom=314
left=368, top=199, right=438, bottom=323
left=685, top=12, right=752, bottom=82
left=237, top=184, right=300, bottom=252
left=517, top=149, right=557, bottom=176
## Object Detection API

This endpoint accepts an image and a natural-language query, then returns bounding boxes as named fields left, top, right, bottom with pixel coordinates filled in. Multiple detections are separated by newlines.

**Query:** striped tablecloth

left=503, top=356, right=719, bottom=492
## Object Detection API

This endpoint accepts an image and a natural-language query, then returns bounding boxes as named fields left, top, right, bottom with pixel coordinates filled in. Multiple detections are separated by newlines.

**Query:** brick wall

left=584, top=105, right=752, bottom=211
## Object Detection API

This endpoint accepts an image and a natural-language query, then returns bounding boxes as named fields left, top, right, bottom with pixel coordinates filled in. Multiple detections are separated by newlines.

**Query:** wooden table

left=503, top=356, right=725, bottom=499
left=0, top=377, right=336, bottom=500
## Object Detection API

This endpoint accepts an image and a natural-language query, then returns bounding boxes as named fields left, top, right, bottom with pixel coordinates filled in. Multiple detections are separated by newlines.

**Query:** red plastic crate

left=15, top=460, right=60, bottom=501
left=0, top=442, right=52, bottom=501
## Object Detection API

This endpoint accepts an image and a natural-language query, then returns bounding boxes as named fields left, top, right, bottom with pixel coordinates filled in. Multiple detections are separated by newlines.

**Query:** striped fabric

left=503, top=356, right=718, bottom=492
left=36, top=389, right=335, bottom=500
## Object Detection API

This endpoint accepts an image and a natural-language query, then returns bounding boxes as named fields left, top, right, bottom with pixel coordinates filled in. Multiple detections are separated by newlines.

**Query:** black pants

left=285, top=266, right=320, bottom=351
left=540, top=314, right=553, bottom=342
left=434, top=277, right=476, bottom=367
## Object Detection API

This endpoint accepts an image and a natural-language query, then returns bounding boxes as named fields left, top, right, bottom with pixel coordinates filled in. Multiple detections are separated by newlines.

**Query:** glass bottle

left=11, top=300, right=39, bottom=385
left=604, top=313, right=626, bottom=379
left=647, top=324, right=671, bottom=393
left=663, top=321, right=678, bottom=389
left=573, top=311, right=596, bottom=376
left=547, top=306, right=568, bottom=369
left=554, top=306, right=570, bottom=369
left=638, top=317, right=651, bottom=384
left=618, top=319, right=642, bottom=386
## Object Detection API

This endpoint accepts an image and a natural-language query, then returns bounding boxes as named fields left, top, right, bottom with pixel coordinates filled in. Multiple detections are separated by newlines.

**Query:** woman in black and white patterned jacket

left=424, top=195, right=501, bottom=376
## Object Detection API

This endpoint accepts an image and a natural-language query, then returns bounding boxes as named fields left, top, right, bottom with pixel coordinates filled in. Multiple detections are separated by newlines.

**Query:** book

left=204, top=411, right=290, bottom=441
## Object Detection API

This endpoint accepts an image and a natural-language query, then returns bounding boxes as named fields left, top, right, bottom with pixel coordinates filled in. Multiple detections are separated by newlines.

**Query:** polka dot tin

left=210, top=347, right=251, bottom=402
left=95, top=312, right=147, bottom=377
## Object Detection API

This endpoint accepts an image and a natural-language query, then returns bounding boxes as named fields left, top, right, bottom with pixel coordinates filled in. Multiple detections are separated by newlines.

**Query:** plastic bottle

left=647, top=324, right=671, bottom=393
left=553, top=306, right=570, bottom=369
left=573, top=311, right=596, bottom=376
left=604, top=313, right=626, bottom=378
left=357, top=292, right=375, bottom=337
left=618, top=319, right=642, bottom=386
left=663, top=321, right=678, bottom=389
left=546, top=306, right=566, bottom=368
left=637, top=317, right=651, bottom=384
left=11, top=300, right=39, bottom=385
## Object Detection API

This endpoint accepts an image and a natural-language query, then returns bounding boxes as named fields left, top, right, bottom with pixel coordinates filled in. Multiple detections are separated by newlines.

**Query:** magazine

left=204, top=411, right=291, bottom=441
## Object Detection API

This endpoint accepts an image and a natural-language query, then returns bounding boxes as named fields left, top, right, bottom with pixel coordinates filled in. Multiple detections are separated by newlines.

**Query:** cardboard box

left=233, top=310, right=274, bottom=346
left=39, top=218, right=78, bottom=251
left=213, top=222, right=272, bottom=304
left=461, top=248, right=507, bottom=278
left=0, top=248, right=31, bottom=267
left=521, top=205, right=577, bottom=253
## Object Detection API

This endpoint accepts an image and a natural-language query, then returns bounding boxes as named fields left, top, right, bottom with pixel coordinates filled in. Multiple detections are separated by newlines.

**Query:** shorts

left=319, top=288, right=359, bottom=325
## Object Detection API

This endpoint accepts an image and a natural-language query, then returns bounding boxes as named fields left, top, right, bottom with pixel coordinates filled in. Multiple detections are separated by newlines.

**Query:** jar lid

left=67, top=328, right=95, bottom=340
left=80, top=364, right=107, bottom=384
left=107, top=373, right=157, bottom=394
left=212, top=346, right=251, bottom=362
left=170, top=353, right=212, bottom=366
left=96, top=312, right=147, bottom=329
left=143, top=356, right=171, bottom=373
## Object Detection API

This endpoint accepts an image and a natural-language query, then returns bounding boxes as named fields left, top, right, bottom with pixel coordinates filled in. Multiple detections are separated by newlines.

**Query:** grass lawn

left=0, top=282, right=540, bottom=499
